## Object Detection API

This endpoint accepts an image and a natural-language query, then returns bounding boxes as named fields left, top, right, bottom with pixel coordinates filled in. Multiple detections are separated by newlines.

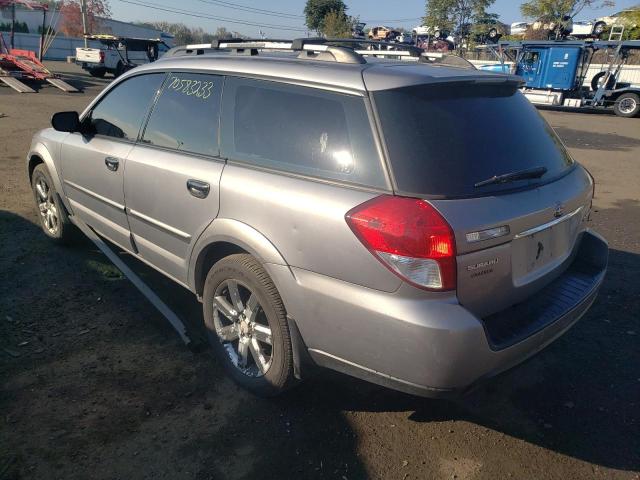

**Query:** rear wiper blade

left=474, top=166, right=548, bottom=188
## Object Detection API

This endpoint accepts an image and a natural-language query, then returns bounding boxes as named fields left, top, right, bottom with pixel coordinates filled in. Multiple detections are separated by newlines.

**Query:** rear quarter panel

left=217, top=164, right=403, bottom=293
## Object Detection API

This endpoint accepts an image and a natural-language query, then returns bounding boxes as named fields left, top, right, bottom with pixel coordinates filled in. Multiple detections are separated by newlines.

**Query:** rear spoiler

left=472, top=74, right=525, bottom=87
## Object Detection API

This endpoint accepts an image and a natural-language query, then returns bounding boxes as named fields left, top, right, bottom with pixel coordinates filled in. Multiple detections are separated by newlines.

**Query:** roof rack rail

left=165, top=37, right=367, bottom=64
left=310, top=38, right=424, bottom=57
left=162, top=37, right=478, bottom=69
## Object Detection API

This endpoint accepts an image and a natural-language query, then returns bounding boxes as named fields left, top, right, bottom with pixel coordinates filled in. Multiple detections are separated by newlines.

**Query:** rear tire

left=114, top=62, right=125, bottom=78
left=31, top=164, right=77, bottom=244
left=202, top=254, right=296, bottom=396
left=89, top=67, right=106, bottom=78
left=613, top=92, right=640, bottom=118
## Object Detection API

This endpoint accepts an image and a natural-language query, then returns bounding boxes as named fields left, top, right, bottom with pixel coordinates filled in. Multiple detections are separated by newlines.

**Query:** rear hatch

left=371, top=79, right=593, bottom=318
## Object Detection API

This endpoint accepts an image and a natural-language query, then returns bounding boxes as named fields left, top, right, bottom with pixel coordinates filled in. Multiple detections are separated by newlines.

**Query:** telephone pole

left=10, top=0, right=15, bottom=49
left=81, top=0, right=88, bottom=48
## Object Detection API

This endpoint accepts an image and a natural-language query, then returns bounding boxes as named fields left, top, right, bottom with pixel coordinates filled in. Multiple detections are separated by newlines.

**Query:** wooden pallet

left=0, top=75, right=35, bottom=93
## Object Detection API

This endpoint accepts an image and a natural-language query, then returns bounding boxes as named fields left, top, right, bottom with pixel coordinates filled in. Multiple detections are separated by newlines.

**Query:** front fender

left=187, top=217, right=290, bottom=291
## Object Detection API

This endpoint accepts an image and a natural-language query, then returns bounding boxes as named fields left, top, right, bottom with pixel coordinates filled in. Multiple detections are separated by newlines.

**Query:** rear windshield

left=373, top=83, right=574, bottom=197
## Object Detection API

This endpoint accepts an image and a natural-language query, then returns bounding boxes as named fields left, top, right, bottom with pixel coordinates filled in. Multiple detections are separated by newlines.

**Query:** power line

left=195, top=0, right=303, bottom=19
left=115, top=0, right=308, bottom=31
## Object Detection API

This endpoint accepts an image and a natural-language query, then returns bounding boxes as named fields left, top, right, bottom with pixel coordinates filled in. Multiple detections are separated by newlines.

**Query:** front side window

left=141, top=73, right=222, bottom=156
left=221, top=77, right=386, bottom=188
left=87, top=73, right=164, bottom=140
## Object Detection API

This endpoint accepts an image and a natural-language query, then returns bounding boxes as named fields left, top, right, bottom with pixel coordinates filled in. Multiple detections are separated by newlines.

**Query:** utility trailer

left=76, top=35, right=168, bottom=78
left=0, top=32, right=77, bottom=93
left=481, top=40, right=640, bottom=118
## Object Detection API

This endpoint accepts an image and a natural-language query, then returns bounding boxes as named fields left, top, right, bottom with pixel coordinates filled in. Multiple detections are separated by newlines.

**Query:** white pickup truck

left=76, top=36, right=166, bottom=78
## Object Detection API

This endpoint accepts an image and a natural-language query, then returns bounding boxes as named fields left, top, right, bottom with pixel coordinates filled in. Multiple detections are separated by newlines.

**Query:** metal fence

left=7, top=32, right=103, bottom=60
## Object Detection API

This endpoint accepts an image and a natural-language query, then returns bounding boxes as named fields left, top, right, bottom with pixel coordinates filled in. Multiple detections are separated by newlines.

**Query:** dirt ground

left=1, top=62, right=639, bottom=480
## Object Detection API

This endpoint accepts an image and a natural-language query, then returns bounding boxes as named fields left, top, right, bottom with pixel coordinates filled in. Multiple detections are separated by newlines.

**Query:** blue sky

left=109, top=0, right=639, bottom=38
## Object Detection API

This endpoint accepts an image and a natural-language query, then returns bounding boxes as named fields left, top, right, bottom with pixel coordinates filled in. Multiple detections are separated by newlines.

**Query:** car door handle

left=187, top=179, right=210, bottom=199
left=104, top=156, right=119, bottom=171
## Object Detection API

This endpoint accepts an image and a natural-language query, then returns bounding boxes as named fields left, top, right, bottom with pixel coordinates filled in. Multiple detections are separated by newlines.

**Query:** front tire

left=202, top=254, right=295, bottom=396
left=613, top=92, right=640, bottom=118
left=31, top=164, right=76, bottom=244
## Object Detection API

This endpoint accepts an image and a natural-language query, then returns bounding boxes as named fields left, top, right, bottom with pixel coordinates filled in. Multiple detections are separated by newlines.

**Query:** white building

left=0, top=7, right=173, bottom=59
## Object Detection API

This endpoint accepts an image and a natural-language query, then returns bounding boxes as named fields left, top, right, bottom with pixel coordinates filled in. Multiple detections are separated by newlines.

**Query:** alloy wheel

left=212, top=279, right=273, bottom=377
left=35, top=177, right=59, bottom=235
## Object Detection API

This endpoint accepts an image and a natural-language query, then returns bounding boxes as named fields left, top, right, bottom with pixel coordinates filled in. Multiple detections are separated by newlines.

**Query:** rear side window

left=141, top=73, right=222, bottom=156
left=88, top=73, right=164, bottom=140
left=221, top=77, right=386, bottom=188
left=373, top=83, right=574, bottom=197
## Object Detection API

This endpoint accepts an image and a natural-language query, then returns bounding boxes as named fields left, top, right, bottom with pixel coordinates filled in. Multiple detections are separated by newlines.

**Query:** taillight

left=345, top=195, right=456, bottom=291
left=99, top=51, right=105, bottom=63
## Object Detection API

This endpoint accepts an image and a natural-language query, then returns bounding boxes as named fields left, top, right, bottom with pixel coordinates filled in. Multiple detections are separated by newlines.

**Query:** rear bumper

left=268, top=229, right=608, bottom=398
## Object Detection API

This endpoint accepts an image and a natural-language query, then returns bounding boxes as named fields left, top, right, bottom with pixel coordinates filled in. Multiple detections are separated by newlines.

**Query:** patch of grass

left=86, top=259, right=124, bottom=280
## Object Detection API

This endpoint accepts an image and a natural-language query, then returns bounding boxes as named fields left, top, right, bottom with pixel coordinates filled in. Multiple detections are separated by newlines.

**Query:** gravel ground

left=1, top=62, right=639, bottom=480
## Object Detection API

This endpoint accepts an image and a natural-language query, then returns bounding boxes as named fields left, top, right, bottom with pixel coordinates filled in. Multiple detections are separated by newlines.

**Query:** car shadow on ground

left=553, top=126, right=640, bottom=151
left=57, top=72, right=113, bottom=92
left=1, top=200, right=638, bottom=478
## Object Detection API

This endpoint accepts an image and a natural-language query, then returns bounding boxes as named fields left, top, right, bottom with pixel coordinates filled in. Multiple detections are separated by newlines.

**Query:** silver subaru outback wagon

left=26, top=39, right=608, bottom=397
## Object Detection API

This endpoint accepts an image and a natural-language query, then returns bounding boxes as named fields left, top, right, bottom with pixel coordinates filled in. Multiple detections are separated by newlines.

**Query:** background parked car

left=510, top=21, right=530, bottom=36
left=395, top=32, right=414, bottom=44
left=570, top=20, right=605, bottom=38
left=472, top=17, right=509, bottom=44
left=532, top=16, right=574, bottom=39
left=368, top=26, right=401, bottom=41
left=412, top=25, right=452, bottom=42
left=352, top=22, right=366, bottom=39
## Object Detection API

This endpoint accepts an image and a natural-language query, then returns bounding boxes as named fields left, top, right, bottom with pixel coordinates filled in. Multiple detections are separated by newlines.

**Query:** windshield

left=373, top=83, right=574, bottom=197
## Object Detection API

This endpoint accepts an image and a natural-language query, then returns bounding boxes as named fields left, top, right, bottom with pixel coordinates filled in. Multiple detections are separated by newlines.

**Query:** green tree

left=423, top=0, right=495, bottom=44
left=613, top=4, right=640, bottom=39
left=59, top=0, right=111, bottom=37
left=423, top=0, right=496, bottom=52
left=520, top=0, right=615, bottom=23
left=322, top=9, right=355, bottom=37
left=135, top=22, right=246, bottom=45
left=0, top=21, right=29, bottom=33
left=304, top=0, right=348, bottom=34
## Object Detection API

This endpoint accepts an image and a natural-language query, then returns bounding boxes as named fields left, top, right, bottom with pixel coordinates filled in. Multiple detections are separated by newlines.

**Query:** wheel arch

left=27, top=144, right=73, bottom=214
left=191, top=223, right=315, bottom=380
left=28, top=153, right=44, bottom=182
left=189, top=218, right=291, bottom=298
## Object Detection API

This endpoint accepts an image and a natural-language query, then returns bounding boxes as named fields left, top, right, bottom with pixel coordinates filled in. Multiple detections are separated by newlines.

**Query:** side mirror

left=51, top=111, right=80, bottom=133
